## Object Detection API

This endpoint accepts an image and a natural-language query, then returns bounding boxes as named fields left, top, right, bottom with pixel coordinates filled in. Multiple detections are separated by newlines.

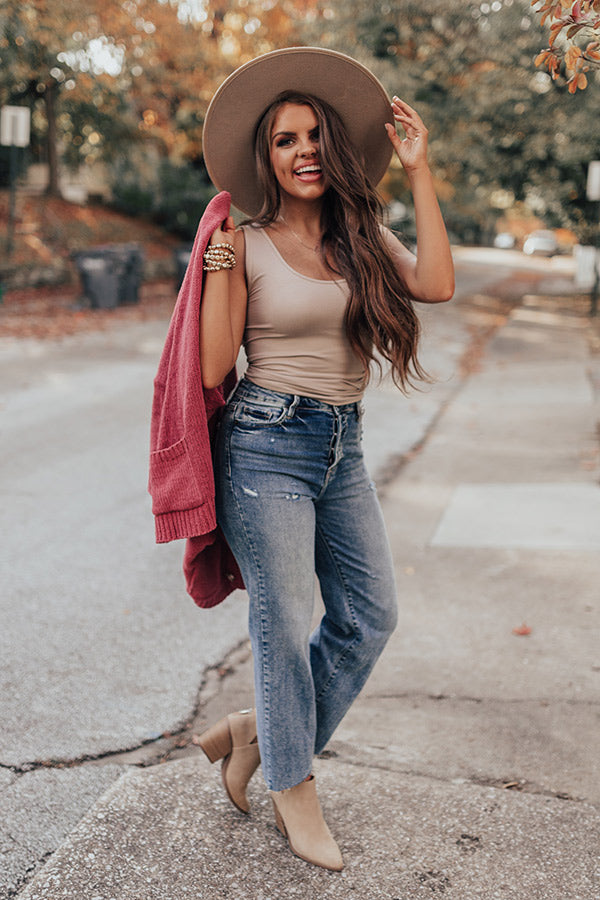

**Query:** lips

left=293, top=163, right=323, bottom=182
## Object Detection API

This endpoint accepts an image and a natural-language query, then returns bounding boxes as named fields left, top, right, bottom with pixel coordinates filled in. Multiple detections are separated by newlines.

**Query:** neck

left=279, top=197, right=323, bottom=230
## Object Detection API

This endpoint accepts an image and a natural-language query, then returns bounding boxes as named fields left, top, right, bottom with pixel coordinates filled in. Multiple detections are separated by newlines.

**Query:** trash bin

left=111, top=243, right=144, bottom=305
left=73, top=244, right=144, bottom=309
left=174, top=245, right=193, bottom=292
left=73, top=252, right=120, bottom=309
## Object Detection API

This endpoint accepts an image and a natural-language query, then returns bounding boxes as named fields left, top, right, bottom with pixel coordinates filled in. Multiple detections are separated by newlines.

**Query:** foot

left=270, top=775, right=343, bottom=871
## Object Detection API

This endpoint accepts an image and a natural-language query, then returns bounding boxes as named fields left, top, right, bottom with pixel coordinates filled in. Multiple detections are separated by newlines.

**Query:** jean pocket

left=233, top=400, right=288, bottom=428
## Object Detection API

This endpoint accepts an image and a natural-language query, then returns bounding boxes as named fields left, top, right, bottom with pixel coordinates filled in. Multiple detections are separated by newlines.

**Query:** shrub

left=109, top=157, right=216, bottom=239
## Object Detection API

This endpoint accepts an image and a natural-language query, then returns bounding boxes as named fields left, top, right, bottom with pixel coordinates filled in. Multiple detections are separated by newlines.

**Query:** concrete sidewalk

left=15, top=295, right=600, bottom=900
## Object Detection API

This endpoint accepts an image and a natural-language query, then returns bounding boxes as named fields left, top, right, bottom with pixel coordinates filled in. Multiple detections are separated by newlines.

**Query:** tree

left=0, top=0, right=141, bottom=195
left=532, top=0, right=600, bottom=92
left=301, top=0, right=600, bottom=241
left=119, top=0, right=304, bottom=164
left=0, top=0, right=308, bottom=197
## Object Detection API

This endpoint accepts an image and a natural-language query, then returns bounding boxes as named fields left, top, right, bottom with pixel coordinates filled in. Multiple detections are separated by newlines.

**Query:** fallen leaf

left=512, top=623, right=532, bottom=636
left=502, top=781, right=522, bottom=790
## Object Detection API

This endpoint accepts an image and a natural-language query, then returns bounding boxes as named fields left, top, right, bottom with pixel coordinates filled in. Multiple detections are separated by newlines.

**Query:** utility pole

left=1, top=105, right=31, bottom=255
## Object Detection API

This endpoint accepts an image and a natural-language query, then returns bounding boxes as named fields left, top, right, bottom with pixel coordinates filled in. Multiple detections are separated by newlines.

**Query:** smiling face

left=269, top=102, right=326, bottom=204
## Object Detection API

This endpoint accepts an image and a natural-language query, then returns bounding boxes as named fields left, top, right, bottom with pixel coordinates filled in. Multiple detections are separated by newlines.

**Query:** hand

left=209, top=215, right=235, bottom=247
left=385, top=97, right=429, bottom=172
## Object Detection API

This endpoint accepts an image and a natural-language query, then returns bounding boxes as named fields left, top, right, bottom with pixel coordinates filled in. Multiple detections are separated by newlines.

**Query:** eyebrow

left=271, top=126, right=320, bottom=143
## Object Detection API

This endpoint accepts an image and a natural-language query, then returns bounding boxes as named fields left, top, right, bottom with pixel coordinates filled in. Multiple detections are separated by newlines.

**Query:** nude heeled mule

left=197, top=708, right=260, bottom=814
left=270, top=775, right=344, bottom=871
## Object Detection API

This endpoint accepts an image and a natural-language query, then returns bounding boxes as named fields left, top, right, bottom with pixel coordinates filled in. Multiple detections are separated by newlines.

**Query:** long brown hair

left=249, top=90, right=429, bottom=391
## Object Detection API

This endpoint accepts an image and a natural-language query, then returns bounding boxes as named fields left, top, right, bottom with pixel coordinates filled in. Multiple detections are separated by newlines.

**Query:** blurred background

left=2, top=7, right=599, bottom=896
left=1, top=0, right=599, bottom=294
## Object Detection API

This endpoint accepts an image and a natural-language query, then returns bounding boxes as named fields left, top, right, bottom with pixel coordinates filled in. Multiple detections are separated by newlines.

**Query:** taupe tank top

left=242, top=225, right=366, bottom=404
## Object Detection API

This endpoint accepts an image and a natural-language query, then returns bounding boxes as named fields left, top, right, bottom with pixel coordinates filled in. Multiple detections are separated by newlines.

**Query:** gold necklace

left=278, top=215, right=320, bottom=253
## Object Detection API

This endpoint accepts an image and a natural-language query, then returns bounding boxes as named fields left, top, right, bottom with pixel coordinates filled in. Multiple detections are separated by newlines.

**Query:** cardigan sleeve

left=148, top=191, right=245, bottom=607
left=149, top=191, right=231, bottom=541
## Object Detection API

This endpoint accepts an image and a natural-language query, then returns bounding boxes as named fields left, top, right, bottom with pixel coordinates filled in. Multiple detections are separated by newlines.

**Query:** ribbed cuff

left=154, top=504, right=216, bottom=543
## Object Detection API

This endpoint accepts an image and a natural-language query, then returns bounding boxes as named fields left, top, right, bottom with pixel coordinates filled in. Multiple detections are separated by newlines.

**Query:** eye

left=275, top=136, right=293, bottom=147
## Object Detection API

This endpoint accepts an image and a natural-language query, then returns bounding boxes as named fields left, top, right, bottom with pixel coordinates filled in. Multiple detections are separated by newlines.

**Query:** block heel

left=197, top=717, right=232, bottom=763
left=198, top=709, right=260, bottom=814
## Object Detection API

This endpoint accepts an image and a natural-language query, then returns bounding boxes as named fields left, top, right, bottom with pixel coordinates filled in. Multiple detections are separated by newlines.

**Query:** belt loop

left=286, top=395, right=300, bottom=419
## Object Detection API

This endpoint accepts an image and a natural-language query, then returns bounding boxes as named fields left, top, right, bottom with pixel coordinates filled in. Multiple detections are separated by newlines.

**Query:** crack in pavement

left=363, top=691, right=600, bottom=708
left=4, top=850, right=54, bottom=900
left=319, top=748, right=597, bottom=807
left=0, top=640, right=253, bottom=776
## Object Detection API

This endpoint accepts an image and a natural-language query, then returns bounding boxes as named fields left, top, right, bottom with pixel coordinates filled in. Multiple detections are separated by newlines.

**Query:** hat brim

left=203, top=47, right=394, bottom=217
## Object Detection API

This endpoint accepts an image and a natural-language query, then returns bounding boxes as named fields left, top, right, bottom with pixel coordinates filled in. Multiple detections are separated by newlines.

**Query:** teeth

left=295, top=165, right=321, bottom=174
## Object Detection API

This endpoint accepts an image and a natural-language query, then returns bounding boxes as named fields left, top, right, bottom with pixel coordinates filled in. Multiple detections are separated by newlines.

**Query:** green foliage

left=109, top=158, right=216, bottom=239
left=306, top=0, right=600, bottom=241
left=2, top=0, right=599, bottom=239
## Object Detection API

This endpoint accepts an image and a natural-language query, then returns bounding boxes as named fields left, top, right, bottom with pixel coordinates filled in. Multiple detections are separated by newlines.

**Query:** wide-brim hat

left=203, top=46, right=394, bottom=216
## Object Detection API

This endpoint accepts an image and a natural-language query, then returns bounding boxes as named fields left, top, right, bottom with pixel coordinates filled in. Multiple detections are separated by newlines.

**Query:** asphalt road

left=0, top=248, right=581, bottom=897
left=0, top=248, right=575, bottom=765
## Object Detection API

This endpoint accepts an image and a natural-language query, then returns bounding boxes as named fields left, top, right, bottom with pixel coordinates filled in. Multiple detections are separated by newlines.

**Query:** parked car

left=522, top=230, right=559, bottom=257
left=493, top=232, right=516, bottom=250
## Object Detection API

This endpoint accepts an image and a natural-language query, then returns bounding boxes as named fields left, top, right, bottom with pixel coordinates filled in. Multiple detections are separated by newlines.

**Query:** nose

left=298, top=137, right=317, bottom=157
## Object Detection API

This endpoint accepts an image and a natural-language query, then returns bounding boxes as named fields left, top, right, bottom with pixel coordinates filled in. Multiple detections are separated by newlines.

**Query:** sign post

left=1, top=106, right=31, bottom=255
left=586, top=160, right=600, bottom=317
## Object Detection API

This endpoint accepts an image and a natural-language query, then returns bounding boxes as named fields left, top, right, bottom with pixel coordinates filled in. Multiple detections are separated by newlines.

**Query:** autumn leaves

left=532, top=0, right=600, bottom=92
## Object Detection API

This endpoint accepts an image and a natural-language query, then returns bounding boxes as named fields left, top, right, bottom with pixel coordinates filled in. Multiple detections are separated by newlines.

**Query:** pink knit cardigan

left=148, top=191, right=244, bottom=608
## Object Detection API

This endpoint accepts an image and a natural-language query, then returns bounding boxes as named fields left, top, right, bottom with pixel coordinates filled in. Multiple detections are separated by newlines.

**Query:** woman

left=196, top=47, right=454, bottom=871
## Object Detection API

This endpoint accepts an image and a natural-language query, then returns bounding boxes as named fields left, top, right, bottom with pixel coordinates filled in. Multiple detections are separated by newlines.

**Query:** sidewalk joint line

left=321, top=751, right=595, bottom=807
left=363, top=691, right=600, bottom=708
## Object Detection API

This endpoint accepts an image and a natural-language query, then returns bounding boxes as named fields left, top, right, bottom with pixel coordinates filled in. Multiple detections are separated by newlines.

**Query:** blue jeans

left=215, top=378, right=397, bottom=791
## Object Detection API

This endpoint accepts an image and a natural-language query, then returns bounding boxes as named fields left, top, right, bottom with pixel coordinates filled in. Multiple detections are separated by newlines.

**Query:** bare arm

left=384, top=98, right=454, bottom=303
left=199, top=218, right=248, bottom=389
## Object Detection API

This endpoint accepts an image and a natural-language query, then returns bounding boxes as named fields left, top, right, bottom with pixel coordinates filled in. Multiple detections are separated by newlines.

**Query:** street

left=1, top=247, right=597, bottom=898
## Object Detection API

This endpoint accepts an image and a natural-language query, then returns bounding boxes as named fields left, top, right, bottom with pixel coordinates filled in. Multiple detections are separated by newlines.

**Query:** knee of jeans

left=349, top=592, right=397, bottom=659
left=372, top=589, right=398, bottom=640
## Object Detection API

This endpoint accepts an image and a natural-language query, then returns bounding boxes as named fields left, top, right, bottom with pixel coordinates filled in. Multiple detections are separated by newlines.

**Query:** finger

left=391, top=96, right=419, bottom=116
left=392, top=110, right=424, bottom=134
left=384, top=122, right=403, bottom=147
left=392, top=113, right=427, bottom=145
left=391, top=98, right=425, bottom=128
left=391, top=105, right=417, bottom=126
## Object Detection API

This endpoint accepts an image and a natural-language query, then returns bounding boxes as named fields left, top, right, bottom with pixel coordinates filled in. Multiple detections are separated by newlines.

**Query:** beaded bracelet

left=203, top=242, right=236, bottom=272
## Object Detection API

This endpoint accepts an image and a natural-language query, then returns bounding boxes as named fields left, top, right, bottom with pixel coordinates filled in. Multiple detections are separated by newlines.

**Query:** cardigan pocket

left=149, top=436, right=212, bottom=515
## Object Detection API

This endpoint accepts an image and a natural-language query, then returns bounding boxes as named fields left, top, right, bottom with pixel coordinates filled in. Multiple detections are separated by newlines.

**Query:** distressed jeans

left=215, top=378, right=398, bottom=791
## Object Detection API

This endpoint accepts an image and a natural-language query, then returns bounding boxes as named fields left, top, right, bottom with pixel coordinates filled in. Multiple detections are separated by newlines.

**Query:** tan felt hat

left=202, top=46, right=394, bottom=216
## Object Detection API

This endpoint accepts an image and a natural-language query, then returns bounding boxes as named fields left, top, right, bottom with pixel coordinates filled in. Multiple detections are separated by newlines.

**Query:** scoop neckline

left=255, top=227, right=346, bottom=286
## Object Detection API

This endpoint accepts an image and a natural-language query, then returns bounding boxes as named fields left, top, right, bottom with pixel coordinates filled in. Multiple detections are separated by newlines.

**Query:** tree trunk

left=44, top=81, right=61, bottom=197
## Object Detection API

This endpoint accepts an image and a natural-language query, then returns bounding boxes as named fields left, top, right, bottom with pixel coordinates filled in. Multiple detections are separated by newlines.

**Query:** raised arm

left=199, top=217, right=248, bottom=389
left=384, top=98, right=454, bottom=303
